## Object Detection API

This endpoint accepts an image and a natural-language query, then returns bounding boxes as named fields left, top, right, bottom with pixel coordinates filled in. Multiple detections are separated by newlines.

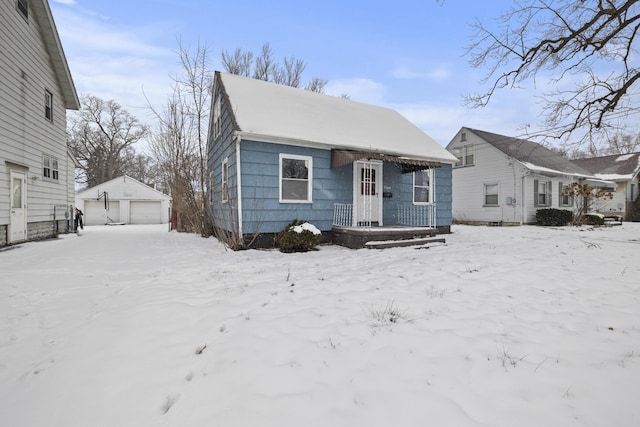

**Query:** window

left=534, top=179, right=551, bottom=207
left=213, top=98, right=221, bottom=139
left=43, top=154, right=58, bottom=181
left=221, top=158, right=228, bottom=203
left=45, top=90, right=53, bottom=122
left=280, top=154, right=312, bottom=203
left=453, top=145, right=474, bottom=167
left=559, top=182, right=573, bottom=207
left=413, top=169, right=432, bottom=204
left=484, top=183, right=499, bottom=206
left=460, top=132, right=467, bottom=142
left=17, top=0, right=28, bottom=20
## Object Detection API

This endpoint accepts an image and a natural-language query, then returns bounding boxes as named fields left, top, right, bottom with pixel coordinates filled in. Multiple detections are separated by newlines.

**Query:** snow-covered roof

left=573, top=153, right=640, bottom=181
left=465, top=128, right=594, bottom=177
left=216, top=72, right=457, bottom=164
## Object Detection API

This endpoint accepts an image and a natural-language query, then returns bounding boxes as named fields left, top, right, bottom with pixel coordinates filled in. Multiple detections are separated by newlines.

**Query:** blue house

left=206, top=72, right=458, bottom=249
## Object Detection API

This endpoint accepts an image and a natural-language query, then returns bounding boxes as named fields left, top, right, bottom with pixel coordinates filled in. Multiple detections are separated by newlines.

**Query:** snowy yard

left=1, top=223, right=639, bottom=427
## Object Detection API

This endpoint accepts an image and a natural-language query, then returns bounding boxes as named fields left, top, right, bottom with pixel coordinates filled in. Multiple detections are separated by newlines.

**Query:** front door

left=354, top=161, right=383, bottom=225
left=9, top=171, right=27, bottom=243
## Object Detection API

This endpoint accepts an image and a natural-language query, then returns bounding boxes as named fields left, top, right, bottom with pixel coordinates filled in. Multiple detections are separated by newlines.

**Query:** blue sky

left=49, top=0, right=541, bottom=147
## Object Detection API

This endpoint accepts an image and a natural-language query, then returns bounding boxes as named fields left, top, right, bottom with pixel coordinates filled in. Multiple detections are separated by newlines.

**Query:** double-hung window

left=43, top=154, right=59, bottom=182
left=413, top=169, right=432, bottom=204
left=280, top=154, right=312, bottom=203
left=534, top=179, right=552, bottom=207
left=221, top=158, right=228, bottom=203
left=453, top=145, right=474, bottom=167
left=484, top=183, right=499, bottom=206
left=559, top=182, right=573, bottom=207
left=45, top=90, right=53, bottom=122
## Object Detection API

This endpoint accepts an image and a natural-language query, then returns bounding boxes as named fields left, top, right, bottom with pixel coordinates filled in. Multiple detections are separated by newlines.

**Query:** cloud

left=324, top=78, right=387, bottom=105
left=392, top=64, right=453, bottom=81
left=50, top=4, right=177, bottom=120
left=51, top=0, right=77, bottom=5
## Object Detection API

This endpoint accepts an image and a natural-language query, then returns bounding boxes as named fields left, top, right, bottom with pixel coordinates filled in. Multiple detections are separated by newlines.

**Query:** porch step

left=365, top=237, right=446, bottom=249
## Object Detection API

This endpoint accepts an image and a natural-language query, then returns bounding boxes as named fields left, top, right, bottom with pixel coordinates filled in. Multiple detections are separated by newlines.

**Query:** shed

left=75, top=176, right=171, bottom=225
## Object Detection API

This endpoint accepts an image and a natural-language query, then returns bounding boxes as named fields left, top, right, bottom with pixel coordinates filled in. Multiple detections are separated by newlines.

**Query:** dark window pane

left=282, top=158, right=308, bottom=179
left=282, top=179, right=308, bottom=200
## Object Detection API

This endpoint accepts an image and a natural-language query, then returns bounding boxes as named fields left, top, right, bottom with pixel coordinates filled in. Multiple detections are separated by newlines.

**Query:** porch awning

left=331, top=150, right=442, bottom=172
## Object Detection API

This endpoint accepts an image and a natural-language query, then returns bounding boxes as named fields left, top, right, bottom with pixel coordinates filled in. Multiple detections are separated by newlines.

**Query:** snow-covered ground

left=1, top=223, right=639, bottom=427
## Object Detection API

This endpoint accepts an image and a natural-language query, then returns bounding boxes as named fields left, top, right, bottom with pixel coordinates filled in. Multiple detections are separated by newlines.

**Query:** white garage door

left=130, top=201, right=162, bottom=224
left=84, top=200, right=120, bottom=225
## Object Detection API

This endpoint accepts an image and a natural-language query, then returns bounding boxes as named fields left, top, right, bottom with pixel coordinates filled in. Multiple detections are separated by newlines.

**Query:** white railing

left=333, top=203, right=353, bottom=227
left=333, top=203, right=436, bottom=228
left=397, top=204, right=436, bottom=227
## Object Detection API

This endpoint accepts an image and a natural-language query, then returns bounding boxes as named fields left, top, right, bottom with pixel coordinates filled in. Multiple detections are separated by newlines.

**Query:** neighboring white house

left=75, top=176, right=172, bottom=225
left=573, top=153, right=640, bottom=220
left=446, top=127, right=609, bottom=225
left=1, top=0, right=80, bottom=247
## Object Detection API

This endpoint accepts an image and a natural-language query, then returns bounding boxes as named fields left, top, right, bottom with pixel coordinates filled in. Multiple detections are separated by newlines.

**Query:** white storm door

left=9, top=171, right=27, bottom=242
left=354, top=161, right=382, bottom=225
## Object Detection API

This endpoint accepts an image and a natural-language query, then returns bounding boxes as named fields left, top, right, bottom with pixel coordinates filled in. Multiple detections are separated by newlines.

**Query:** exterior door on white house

left=9, top=170, right=27, bottom=243
left=354, top=161, right=383, bottom=225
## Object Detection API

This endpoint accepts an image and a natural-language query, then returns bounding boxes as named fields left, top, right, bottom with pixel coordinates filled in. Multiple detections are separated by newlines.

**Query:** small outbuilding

left=75, top=176, right=171, bottom=225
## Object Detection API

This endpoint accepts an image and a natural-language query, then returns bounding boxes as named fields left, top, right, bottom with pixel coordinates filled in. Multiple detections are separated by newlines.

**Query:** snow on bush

left=276, top=219, right=322, bottom=252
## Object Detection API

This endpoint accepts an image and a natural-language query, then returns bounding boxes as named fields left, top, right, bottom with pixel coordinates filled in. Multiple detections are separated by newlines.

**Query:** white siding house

left=446, top=127, right=606, bottom=225
left=1, top=0, right=80, bottom=246
left=573, top=153, right=640, bottom=220
left=75, top=176, right=172, bottom=225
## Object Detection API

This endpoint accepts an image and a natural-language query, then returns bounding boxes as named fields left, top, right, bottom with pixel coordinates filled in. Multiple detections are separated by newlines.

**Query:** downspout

left=521, top=174, right=527, bottom=225
left=235, top=133, right=243, bottom=237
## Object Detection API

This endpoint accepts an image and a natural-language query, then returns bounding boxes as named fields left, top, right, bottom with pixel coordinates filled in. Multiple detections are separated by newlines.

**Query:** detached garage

left=75, top=176, right=171, bottom=226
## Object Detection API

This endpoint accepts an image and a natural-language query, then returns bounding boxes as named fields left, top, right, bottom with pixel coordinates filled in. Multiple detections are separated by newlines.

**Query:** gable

left=76, top=176, right=171, bottom=201
left=215, top=72, right=457, bottom=164
left=463, top=127, right=593, bottom=177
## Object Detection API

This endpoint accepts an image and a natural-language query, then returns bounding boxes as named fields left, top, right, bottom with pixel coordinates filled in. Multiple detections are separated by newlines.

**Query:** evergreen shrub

left=535, top=208, right=573, bottom=226
left=276, top=219, right=322, bottom=253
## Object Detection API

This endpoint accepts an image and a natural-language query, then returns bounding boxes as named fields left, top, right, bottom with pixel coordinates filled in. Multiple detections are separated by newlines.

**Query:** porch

left=332, top=203, right=447, bottom=249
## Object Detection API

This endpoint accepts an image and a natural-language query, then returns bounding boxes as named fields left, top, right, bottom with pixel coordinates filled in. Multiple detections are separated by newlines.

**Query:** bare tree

left=68, top=94, right=148, bottom=188
left=149, top=40, right=212, bottom=236
left=466, top=0, right=640, bottom=145
left=221, top=48, right=253, bottom=76
left=221, top=42, right=327, bottom=93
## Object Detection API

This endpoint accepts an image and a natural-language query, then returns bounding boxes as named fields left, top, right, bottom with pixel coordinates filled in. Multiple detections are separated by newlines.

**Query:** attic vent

left=461, top=132, right=467, bottom=142
left=17, top=0, right=28, bottom=20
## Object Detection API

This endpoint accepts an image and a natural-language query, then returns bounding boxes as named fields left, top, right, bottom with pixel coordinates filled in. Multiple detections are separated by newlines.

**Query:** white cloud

left=391, top=64, right=453, bottom=81
left=324, top=78, right=387, bottom=105
left=51, top=0, right=77, bottom=5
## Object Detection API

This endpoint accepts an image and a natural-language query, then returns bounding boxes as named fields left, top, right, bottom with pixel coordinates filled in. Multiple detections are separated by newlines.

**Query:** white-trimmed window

left=534, top=179, right=552, bottom=207
left=453, top=145, right=474, bottom=167
left=213, top=98, right=221, bottom=139
left=17, top=0, right=28, bottom=20
left=221, top=158, right=228, bottom=203
left=45, top=90, right=53, bottom=122
left=413, top=169, right=432, bottom=204
left=280, top=154, right=312, bottom=203
left=484, top=183, right=499, bottom=206
left=43, top=154, right=59, bottom=181
left=559, top=182, right=573, bottom=207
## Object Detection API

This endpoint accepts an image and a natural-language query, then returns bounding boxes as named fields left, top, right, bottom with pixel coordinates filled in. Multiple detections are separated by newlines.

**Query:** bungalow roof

left=216, top=72, right=457, bottom=164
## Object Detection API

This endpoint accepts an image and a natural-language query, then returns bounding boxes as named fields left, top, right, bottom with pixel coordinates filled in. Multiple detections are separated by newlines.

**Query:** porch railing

left=333, top=203, right=353, bottom=227
left=397, top=204, right=436, bottom=227
left=332, top=203, right=436, bottom=228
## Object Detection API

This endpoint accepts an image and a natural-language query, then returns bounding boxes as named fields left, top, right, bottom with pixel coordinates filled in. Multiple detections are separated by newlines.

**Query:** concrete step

left=365, top=237, right=446, bottom=249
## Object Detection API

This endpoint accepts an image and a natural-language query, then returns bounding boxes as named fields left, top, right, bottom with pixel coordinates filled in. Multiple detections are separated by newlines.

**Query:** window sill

left=483, top=204, right=499, bottom=207
left=279, top=200, right=312, bottom=204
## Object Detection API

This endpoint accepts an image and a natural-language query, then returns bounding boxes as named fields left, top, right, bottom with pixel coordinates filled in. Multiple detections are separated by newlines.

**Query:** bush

left=584, top=213, right=605, bottom=225
left=275, top=219, right=322, bottom=253
left=535, top=208, right=573, bottom=226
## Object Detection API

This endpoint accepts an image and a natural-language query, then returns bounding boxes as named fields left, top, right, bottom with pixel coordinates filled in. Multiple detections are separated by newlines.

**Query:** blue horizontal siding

left=236, top=139, right=453, bottom=235
left=240, top=140, right=352, bottom=234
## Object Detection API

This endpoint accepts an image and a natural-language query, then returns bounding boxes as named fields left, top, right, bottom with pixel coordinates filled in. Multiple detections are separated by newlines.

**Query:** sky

left=49, top=0, right=543, bottom=150
left=1, top=223, right=639, bottom=426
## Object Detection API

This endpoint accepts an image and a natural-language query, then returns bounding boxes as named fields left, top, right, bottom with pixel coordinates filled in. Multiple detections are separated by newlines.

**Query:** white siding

left=1, top=1, right=76, bottom=227
left=448, top=130, right=525, bottom=224
left=76, top=176, right=171, bottom=224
